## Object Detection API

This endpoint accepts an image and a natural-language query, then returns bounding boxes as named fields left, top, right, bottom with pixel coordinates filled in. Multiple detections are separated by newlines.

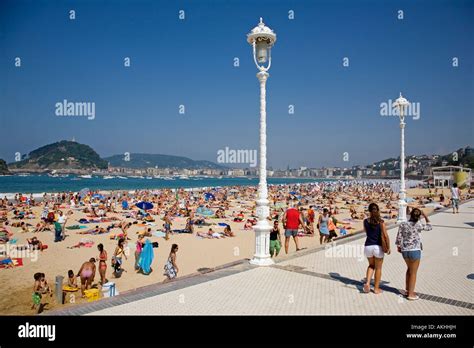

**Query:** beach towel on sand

left=137, top=239, right=154, bottom=275
left=152, top=231, right=166, bottom=238
left=66, top=225, right=87, bottom=230
left=0, top=258, right=23, bottom=268
left=172, top=229, right=192, bottom=234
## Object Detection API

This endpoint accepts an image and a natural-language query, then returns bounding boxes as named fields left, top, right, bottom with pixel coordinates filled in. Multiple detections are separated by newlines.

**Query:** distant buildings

left=97, top=147, right=472, bottom=185
left=432, top=166, right=472, bottom=188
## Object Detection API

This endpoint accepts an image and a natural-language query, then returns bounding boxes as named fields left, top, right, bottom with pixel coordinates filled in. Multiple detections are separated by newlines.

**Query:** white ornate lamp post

left=247, top=18, right=276, bottom=266
left=392, top=93, right=410, bottom=224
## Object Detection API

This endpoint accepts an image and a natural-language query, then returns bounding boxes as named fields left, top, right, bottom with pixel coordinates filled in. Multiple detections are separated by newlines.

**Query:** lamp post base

left=397, top=199, right=407, bottom=224
left=250, top=220, right=274, bottom=266
left=249, top=256, right=274, bottom=266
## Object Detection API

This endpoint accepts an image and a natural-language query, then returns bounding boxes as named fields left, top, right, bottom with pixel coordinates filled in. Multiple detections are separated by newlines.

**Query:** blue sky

left=0, top=0, right=472, bottom=169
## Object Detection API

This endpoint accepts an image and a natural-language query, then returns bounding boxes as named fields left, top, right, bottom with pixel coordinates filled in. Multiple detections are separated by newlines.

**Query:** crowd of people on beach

left=0, top=179, right=470, bottom=312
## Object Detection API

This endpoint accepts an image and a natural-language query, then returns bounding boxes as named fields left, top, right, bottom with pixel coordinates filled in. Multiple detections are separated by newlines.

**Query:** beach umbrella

left=196, top=206, right=214, bottom=216
left=136, top=201, right=154, bottom=210
left=79, top=188, right=90, bottom=198
left=92, top=194, right=105, bottom=200
left=204, top=193, right=215, bottom=201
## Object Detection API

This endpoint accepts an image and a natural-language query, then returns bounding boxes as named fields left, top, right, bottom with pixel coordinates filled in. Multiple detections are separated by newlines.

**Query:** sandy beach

left=0, top=183, right=463, bottom=315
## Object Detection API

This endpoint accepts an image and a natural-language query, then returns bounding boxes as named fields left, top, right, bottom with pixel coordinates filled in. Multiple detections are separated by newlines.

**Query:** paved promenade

left=56, top=202, right=473, bottom=315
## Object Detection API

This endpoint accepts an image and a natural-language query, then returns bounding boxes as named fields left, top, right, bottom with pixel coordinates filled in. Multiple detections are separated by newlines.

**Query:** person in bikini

left=77, top=258, right=96, bottom=297
left=97, top=243, right=108, bottom=285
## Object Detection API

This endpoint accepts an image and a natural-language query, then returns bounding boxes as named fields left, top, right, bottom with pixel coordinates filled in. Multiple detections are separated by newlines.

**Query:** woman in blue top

left=363, top=203, right=390, bottom=294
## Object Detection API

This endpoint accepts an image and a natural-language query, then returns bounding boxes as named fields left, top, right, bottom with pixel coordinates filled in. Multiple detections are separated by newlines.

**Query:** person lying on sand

left=243, top=220, right=253, bottom=230
left=196, top=231, right=212, bottom=239
left=22, top=237, right=45, bottom=251
left=78, top=225, right=107, bottom=235
left=207, top=228, right=225, bottom=239
left=137, top=227, right=152, bottom=237
left=34, top=220, right=50, bottom=232
left=11, top=221, right=31, bottom=232
left=0, top=257, right=15, bottom=268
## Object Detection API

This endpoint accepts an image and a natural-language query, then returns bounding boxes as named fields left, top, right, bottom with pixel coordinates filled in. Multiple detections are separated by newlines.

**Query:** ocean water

left=0, top=175, right=327, bottom=195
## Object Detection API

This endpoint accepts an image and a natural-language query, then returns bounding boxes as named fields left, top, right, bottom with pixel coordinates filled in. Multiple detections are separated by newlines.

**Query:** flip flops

left=407, top=295, right=420, bottom=301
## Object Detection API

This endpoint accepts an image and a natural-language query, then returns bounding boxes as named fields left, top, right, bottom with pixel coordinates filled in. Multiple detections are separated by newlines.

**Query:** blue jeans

left=54, top=228, right=62, bottom=242
left=402, top=250, right=421, bottom=260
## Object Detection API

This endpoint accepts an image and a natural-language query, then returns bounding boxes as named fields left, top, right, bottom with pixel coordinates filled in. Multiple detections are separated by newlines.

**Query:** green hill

left=104, top=153, right=225, bottom=169
left=0, top=159, right=9, bottom=175
left=9, top=140, right=108, bottom=171
left=435, top=146, right=474, bottom=169
left=370, top=146, right=473, bottom=170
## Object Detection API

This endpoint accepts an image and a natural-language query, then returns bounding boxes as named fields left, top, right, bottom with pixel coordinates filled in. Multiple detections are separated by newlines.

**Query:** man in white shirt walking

left=57, top=210, right=68, bottom=240
left=450, top=183, right=460, bottom=214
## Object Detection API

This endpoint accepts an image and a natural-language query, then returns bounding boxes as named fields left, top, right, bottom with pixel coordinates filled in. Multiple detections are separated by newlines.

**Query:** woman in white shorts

left=362, top=203, right=390, bottom=294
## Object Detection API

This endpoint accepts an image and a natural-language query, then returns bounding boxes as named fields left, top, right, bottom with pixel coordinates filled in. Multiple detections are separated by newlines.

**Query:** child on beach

left=67, top=269, right=78, bottom=288
left=269, top=220, right=281, bottom=257
left=32, top=272, right=52, bottom=313
left=164, top=244, right=179, bottom=280
left=135, top=235, right=145, bottom=271
left=163, top=214, right=172, bottom=240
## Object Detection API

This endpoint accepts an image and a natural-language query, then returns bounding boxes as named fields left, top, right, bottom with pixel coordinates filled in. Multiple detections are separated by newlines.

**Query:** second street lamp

left=392, top=92, right=410, bottom=224
left=247, top=18, right=276, bottom=266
